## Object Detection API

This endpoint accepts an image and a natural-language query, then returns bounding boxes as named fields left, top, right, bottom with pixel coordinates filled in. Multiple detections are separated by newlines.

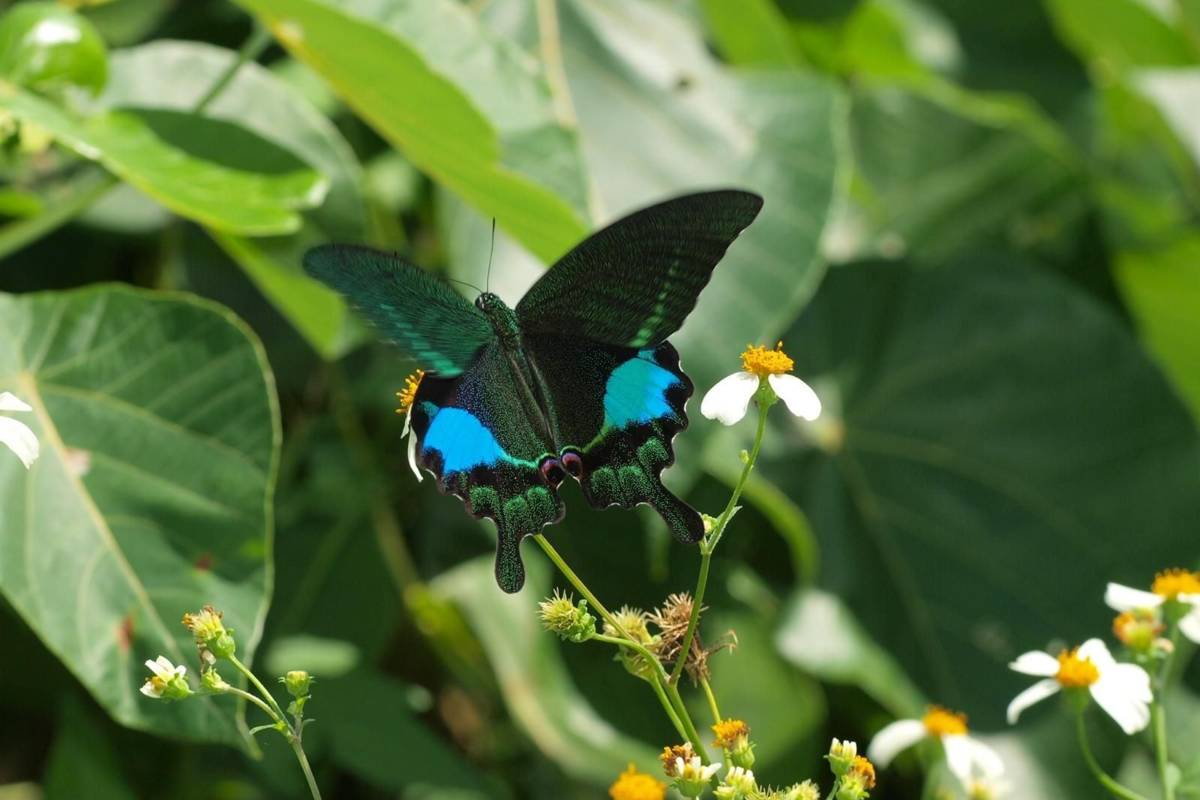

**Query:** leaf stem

left=670, top=395, right=769, bottom=684
left=193, top=25, right=273, bottom=113
left=1075, top=712, right=1151, bottom=800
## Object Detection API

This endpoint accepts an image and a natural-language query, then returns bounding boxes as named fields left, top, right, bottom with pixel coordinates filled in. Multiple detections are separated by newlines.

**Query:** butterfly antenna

left=445, top=276, right=484, bottom=295
left=485, top=218, right=497, bottom=293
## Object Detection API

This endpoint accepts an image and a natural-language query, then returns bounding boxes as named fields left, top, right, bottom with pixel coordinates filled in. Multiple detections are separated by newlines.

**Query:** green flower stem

left=224, top=685, right=283, bottom=725
left=534, top=534, right=710, bottom=761
left=0, top=23, right=272, bottom=261
left=1075, top=712, right=1151, bottom=800
left=1151, top=701, right=1174, bottom=800
left=229, top=654, right=288, bottom=723
left=670, top=393, right=770, bottom=685
left=700, top=677, right=722, bottom=726
left=290, top=738, right=323, bottom=800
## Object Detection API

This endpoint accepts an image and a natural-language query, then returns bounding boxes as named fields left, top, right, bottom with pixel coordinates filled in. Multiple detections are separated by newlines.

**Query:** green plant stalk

left=670, top=392, right=770, bottom=685
left=1075, top=712, right=1151, bottom=800
left=700, top=677, right=722, bottom=726
left=229, top=654, right=288, bottom=726
left=290, top=738, right=323, bottom=800
left=534, top=534, right=710, bottom=760
left=0, top=23, right=273, bottom=261
left=225, top=685, right=283, bottom=723
left=1151, top=701, right=1174, bottom=800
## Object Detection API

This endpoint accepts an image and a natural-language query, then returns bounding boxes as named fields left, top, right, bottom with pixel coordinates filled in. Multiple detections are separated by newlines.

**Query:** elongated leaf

left=231, top=0, right=588, bottom=263
left=0, top=83, right=327, bottom=236
left=0, top=286, right=279, bottom=742
left=434, top=556, right=659, bottom=784
left=764, top=258, right=1200, bottom=723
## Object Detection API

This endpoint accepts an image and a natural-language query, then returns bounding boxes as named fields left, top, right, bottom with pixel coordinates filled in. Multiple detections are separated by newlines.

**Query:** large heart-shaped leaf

left=762, top=258, right=1200, bottom=724
left=0, top=83, right=327, bottom=237
left=231, top=0, right=589, bottom=264
left=0, top=286, right=279, bottom=742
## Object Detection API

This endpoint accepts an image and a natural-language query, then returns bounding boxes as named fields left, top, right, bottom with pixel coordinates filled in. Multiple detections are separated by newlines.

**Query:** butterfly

left=304, top=190, right=764, bottom=592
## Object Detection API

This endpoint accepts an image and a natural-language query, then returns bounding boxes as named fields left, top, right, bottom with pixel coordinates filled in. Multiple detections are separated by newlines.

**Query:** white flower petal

left=1077, top=638, right=1116, bottom=671
left=0, top=392, right=32, bottom=412
left=1006, top=679, right=1060, bottom=724
left=1105, top=582, right=1164, bottom=612
left=767, top=373, right=821, bottom=420
left=867, top=719, right=926, bottom=767
left=701, top=371, right=759, bottom=426
left=139, top=681, right=161, bottom=699
left=1178, top=605, right=1200, bottom=644
left=405, top=424, right=423, bottom=482
left=1009, top=650, right=1059, bottom=677
left=943, top=735, right=1005, bottom=783
left=0, top=416, right=39, bottom=469
left=1091, top=667, right=1152, bottom=734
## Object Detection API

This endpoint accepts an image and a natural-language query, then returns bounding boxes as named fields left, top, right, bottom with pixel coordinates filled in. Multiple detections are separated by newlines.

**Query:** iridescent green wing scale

left=303, top=244, right=493, bottom=376
left=515, top=190, right=764, bottom=347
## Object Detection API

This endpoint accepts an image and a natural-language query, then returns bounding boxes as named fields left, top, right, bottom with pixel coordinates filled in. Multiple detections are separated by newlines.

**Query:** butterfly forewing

left=303, top=244, right=494, bottom=376
left=515, top=190, right=763, bottom=347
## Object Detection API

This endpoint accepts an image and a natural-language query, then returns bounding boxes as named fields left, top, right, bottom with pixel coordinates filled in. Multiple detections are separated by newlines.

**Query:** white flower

left=868, top=706, right=1003, bottom=787
left=396, top=370, right=424, bottom=482
left=0, top=392, right=39, bottom=469
left=964, top=773, right=1011, bottom=800
left=701, top=343, right=820, bottom=426
left=673, top=755, right=721, bottom=796
left=1007, top=639, right=1151, bottom=734
left=1107, top=569, right=1200, bottom=644
left=714, top=765, right=757, bottom=799
left=140, top=656, right=190, bottom=700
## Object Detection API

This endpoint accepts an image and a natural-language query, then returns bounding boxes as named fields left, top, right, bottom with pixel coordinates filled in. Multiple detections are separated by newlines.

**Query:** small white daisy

left=868, top=705, right=1003, bottom=786
left=1007, top=639, right=1151, bottom=734
left=396, top=369, right=424, bottom=482
left=1107, top=569, right=1200, bottom=644
left=140, top=656, right=190, bottom=700
left=0, top=391, right=39, bottom=469
left=700, top=343, right=820, bottom=426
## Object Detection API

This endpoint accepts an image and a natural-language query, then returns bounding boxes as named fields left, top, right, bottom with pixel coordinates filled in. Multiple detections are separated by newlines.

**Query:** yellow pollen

left=712, top=718, right=751, bottom=748
left=921, top=705, right=968, bottom=737
left=740, top=342, right=794, bottom=377
left=1151, top=568, right=1200, bottom=599
left=659, top=744, right=691, bottom=776
left=1055, top=648, right=1100, bottom=688
left=395, top=369, right=425, bottom=414
left=849, top=755, right=876, bottom=789
left=609, top=764, right=665, bottom=800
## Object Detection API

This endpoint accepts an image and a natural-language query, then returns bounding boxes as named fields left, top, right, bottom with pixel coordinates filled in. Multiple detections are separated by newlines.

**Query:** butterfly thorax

left=475, top=291, right=558, bottom=443
left=475, top=292, right=521, bottom=344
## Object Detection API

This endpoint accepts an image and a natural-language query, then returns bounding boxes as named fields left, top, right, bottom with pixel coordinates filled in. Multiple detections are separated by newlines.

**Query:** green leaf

left=0, top=286, right=279, bottom=742
left=764, top=258, right=1200, bottom=722
left=318, top=670, right=493, bottom=796
left=434, top=555, right=660, bottom=784
left=231, top=0, right=588, bottom=263
left=775, top=588, right=925, bottom=718
left=697, top=0, right=801, bottom=67
left=43, top=697, right=137, bottom=800
left=555, top=0, right=845, bottom=390
left=0, top=82, right=327, bottom=236
left=1046, top=0, right=1198, bottom=70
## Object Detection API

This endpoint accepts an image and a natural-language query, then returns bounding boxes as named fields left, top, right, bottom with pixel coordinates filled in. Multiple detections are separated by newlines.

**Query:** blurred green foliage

left=1, top=0, right=1198, bottom=798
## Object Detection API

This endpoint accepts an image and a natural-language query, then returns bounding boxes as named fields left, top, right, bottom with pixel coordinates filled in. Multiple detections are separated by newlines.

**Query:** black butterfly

left=305, top=190, right=763, bottom=591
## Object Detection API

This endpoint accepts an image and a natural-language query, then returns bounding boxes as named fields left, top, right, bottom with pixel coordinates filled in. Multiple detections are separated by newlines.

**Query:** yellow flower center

left=712, top=718, right=751, bottom=748
left=609, top=764, right=665, bottom=800
left=922, top=705, right=968, bottom=737
left=1055, top=648, right=1100, bottom=688
left=740, top=342, right=794, bottom=377
left=395, top=369, right=425, bottom=414
left=1151, top=568, right=1200, bottom=600
left=848, top=755, right=876, bottom=789
left=1113, top=609, right=1163, bottom=649
left=659, top=745, right=691, bottom=777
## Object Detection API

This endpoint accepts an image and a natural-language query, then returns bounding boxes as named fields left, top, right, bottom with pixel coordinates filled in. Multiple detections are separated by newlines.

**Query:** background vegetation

left=1, top=0, right=1199, bottom=797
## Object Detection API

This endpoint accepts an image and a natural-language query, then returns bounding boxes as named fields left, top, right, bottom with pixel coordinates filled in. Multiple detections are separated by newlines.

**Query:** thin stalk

left=1151, top=701, right=1174, bottom=800
left=290, top=739, right=323, bottom=800
left=225, top=686, right=283, bottom=724
left=1075, top=712, right=1151, bottom=800
left=533, top=534, right=616, bottom=626
left=0, top=23, right=272, bottom=260
left=647, top=672, right=690, bottom=744
left=229, top=654, right=288, bottom=722
left=670, top=397, right=770, bottom=684
left=700, top=677, right=722, bottom=726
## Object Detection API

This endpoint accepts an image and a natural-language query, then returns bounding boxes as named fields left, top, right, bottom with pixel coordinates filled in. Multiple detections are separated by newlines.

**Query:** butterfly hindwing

left=525, top=335, right=703, bottom=544
left=304, top=244, right=493, bottom=376
left=516, top=190, right=763, bottom=347
left=409, top=342, right=563, bottom=592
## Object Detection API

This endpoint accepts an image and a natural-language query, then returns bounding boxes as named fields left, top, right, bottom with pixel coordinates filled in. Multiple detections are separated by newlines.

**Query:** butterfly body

left=305, top=190, right=764, bottom=591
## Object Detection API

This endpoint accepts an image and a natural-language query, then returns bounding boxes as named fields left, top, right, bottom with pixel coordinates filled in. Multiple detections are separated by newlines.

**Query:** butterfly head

left=475, top=292, right=520, bottom=339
